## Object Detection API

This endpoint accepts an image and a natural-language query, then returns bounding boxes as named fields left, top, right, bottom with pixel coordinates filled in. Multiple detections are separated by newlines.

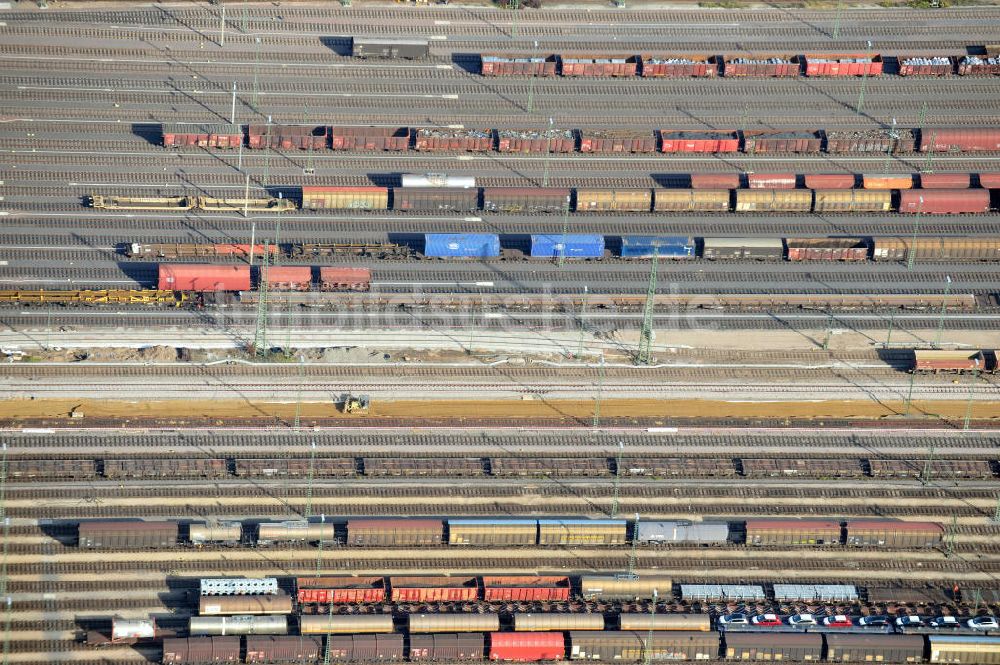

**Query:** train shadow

left=131, top=123, right=162, bottom=147
left=319, top=36, right=353, bottom=57
left=451, top=52, right=481, bottom=75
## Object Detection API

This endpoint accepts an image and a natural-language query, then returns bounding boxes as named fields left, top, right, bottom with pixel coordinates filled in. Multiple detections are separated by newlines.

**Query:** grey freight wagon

left=352, top=38, right=429, bottom=59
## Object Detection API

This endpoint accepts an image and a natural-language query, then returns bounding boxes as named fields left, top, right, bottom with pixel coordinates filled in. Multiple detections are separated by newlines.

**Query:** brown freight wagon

left=804, top=174, right=856, bottom=189
left=579, top=129, right=656, bottom=153
left=496, top=128, right=575, bottom=153
left=804, top=53, right=883, bottom=76
left=319, top=267, right=371, bottom=292
left=743, top=130, right=822, bottom=153
left=921, top=128, right=1000, bottom=152
left=389, top=576, right=479, bottom=602
left=363, top=456, right=483, bottom=477
left=264, top=266, right=312, bottom=292
left=872, top=236, right=1000, bottom=262
left=198, top=593, right=294, bottom=616
left=721, top=55, right=799, bottom=77
left=785, top=237, right=869, bottom=261
left=911, top=349, right=987, bottom=373
left=740, top=457, right=865, bottom=477
left=826, top=634, right=925, bottom=663
left=575, top=188, right=652, bottom=212
left=899, top=188, right=991, bottom=214
left=482, top=576, right=572, bottom=602
left=394, top=188, right=479, bottom=212
left=103, top=458, right=227, bottom=479
left=621, top=456, right=735, bottom=477
left=297, top=576, right=387, bottom=604
left=869, top=458, right=994, bottom=479
left=481, top=54, right=558, bottom=77
left=346, top=518, right=444, bottom=546
left=653, top=189, right=730, bottom=212
left=447, top=519, right=537, bottom=546
left=660, top=130, right=740, bottom=153
left=559, top=54, right=638, bottom=77
left=744, top=519, right=841, bottom=546
left=8, top=458, right=96, bottom=479
left=245, top=636, right=323, bottom=664
left=957, top=55, right=1000, bottom=76
left=482, top=187, right=571, bottom=214
left=234, top=457, right=357, bottom=477
left=415, top=128, right=493, bottom=152
left=898, top=56, right=955, bottom=77
left=824, top=128, right=918, bottom=153
left=813, top=189, right=893, bottom=213
left=331, top=126, right=411, bottom=151
left=162, top=636, right=240, bottom=664
left=491, top=457, right=610, bottom=477
left=640, top=54, right=717, bottom=77
left=725, top=632, right=822, bottom=661
left=920, top=172, right=971, bottom=189
left=690, top=173, right=741, bottom=190
left=863, top=174, right=914, bottom=190
left=162, top=123, right=242, bottom=149
left=569, top=630, right=718, bottom=661
left=410, top=633, right=485, bottom=661
left=326, top=634, right=405, bottom=660
left=844, top=519, right=944, bottom=547
left=247, top=125, right=328, bottom=150
left=302, top=186, right=390, bottom=211
left=747, top=173, right=796, bottom=189
left=980, top=172, right=1000, bottom=188
left=78, top=520, right=178, bottom=548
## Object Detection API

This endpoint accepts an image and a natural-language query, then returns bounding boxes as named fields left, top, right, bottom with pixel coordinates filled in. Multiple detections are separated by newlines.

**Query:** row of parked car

left=718, top=614, right=999, bottom=630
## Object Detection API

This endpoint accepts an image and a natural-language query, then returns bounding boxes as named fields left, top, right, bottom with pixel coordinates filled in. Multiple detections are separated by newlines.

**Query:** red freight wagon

left=913, top=349, right=986, bottom=373
left=690, top=173, right=741, bottom=189
left=920, top=173, right=971, bottom=189
left=496, top=129, right=576, bottom=153
left=559, top=54, right=638, bottom=77
left=899, top=189, right=990, bottom=214
left=331, top=127, right=411, bottom=151
left=389, top=576, right=479, bottom=602
left=957, top=55, right=1000, bottom=76
left=297, top=577, right=387, bottom=604
left=898, top=56, right=954, bottom=76
left=319, top=267, right=372, bottom=292
left=489, top=632, right=565, bottom=662
left=747, top=173, right=796, bottom=189
left=785, top=238, right=868, bottom=262
left=920, top=128, right=1000, bottom=152
left=158, top=264, right=251, bottom=292
left=579, top=129, right=656, bottom=153
left=481, top=54, right=558, bottom=77
left=804, top=54, right=883, bottom=76
left=481, top=576, right=571, bottom=602
left=415, top=128, right=493, bottom=152
left=743, top=131, right=822, bottom=154
left=979, top=173, right=1000, bottom=188
left=640, top=54, right=716, bottom=77
left=804, top=174, right=856, bottom=189
left=660, top=130, right=739, bottom=153
left=162, top=124, right=242, bottom=149
left=721, top=55, right=799, bottom=77
left=264, top=266, right=312, bottom=291
left=245, top=636, right=322, bottom=664
left=247, top=125, right=328, bottom=150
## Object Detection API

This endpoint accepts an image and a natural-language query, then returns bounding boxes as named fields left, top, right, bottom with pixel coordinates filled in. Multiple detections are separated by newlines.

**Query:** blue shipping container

left=424, top=233, right=500, bottom=258
left=621, top=236, right=696, bottom=258
left=530, top=234, right=604, bottom=258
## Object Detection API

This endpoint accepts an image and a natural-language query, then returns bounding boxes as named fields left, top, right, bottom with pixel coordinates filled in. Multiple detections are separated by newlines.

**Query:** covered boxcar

left=702, top=238, right=783, bottom=260
left=529, top=234, right=605, bottom=259
left=410, top=614, right=500, bottom=634
left=652, top=189, right=729, bottom=212
left=482, top=187, right=571, bottom=214
left=198, top=594, right=293, bottom=616
left=162, top=637, right=240, bottom=664
left=410, top=633, right=486, bottom=661
left=397, top=188, right=479, bottom=212
left=245, top=636, right=323, bottom=664
left=620, top=236, right=696, bottom=259
left=734, top=189, right=812, bottom=212
left=352, top=37, right=428, bottom=59
left=579, top=575, right=672, bottom=600
left=490, top=632, right=565, bottom=662
left=844, top=519, right=944, bottom=547
left=424, top=234, right=500, bottom=258
left=78, top=520, right=178, bottom=549
left=912, top=349, right=987, bottom=373
left=898, top=189, right=990, bottom=214
left=635, top=521, right=730, bottom=546
left=863, top=174, right=914, bottom=190
left=537, top=519, right=627, bottom=545
left=920, top=128, right=1000, bottom=152
left=813, top=189, right=893, bottom=212
left=690, top=173, right=741, bottom=190
left=744, top=518, right=841, bottom=546
left=575, top=188, right=652, bottom=212
left=189, top=615, right=288, bottom=636
left=301, top=186, right=389, bottom=210
left=570, top=631, right=719, bottom=661
left=929, top=635, right=1000, bottom=663
left=872, top=237, right=1000, bottom=262
left=747, top=173, right=796, bottom=189
left=515, top=615, right=605, bottom=632
left=448, top=519, right=537, bottom=545
left=256, top=520, right=335, bottom=545
left=327, top=634, right=405, bottom=661
left=345, top=518, right=444, bottom=546
left=920, top=172, right=972, bottom=189
left=725, top=632, right=822, bottom=661
left=618, top=614, right=711, bottom=632
left=824, top=634, right=925, bottom=663
left=298, top=615, right=394, bottom=635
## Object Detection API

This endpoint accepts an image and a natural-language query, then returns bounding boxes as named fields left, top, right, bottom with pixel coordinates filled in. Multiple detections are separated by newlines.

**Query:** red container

left=690, top=173, right=740, bottom=189
left=640, top=54, right=716, bottom=77
left=579, top=130, right=656, bottom=153
left=481, top=54, right=557, bottom=77
left=920, top=173, right=971, bottom=189
left=898, top=56, right=954, bottom=76
left=722, top=55, right=798, bottom=77
left=415, top=128, right=493, bottom=152
left=921, top=128, right=1000, bottom=152
left=389, top=576, right=479, bottom=602
left=660, top=130, right=739, bottom=153
left=804, top=174, right=856, bottom=189
left=489, top=632, right=565, bottom=662
left=804, top=54, right=883, bottom=76
left=158, top=264, right=251, bottom=292
left=898, top=189, right=990, bottom=214
left=559, top=54, right=637, bottom=77
left=743, top=131, right=822, bottom=154
left=331, top=126, right=410, bottom=151
left=297, top=577, right=386, bottom=604
left=748, top=173, right=796, bottom=189
left=482, top=576, right=571, bottom=602
left=496, top=129, right=575, bottom=153
left=979, top=173, right=1000, bottom=188
left=245, top=636, right=322, bottom=664
left=319, top=267, right=371, bottom=291
left=264, top=266, right=312, bottom=291
left=247, top=125, right=328, bottom=150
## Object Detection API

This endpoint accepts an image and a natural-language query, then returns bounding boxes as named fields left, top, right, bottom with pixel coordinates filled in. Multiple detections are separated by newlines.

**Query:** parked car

left=822, top=615, right=853, bottom=628
left=896, top=616, right=924, bottom=628
left=858, top=615, right=891, bottom=627
left=968, top=616, right=999, bottom=630
left=719, top=613, right=749, bottom=626
left=788, top=614, right=818, bottom=627
left=930, top=616, right=961, bottom=629
left=751, top=614, right=783, bottom=627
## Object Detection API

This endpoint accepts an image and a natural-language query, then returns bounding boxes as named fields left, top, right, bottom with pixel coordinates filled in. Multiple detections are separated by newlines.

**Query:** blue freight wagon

left=621, top=236, right=696, bottom=258
left=424, top=234, right=500, bottom=258
left=530, top=234, right=605, bottom=258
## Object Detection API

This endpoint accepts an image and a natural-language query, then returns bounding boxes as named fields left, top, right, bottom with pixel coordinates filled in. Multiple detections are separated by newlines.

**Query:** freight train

left=160, top=124, right=1000, bottom=156
left=73, top=517, right=947, bottom=550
